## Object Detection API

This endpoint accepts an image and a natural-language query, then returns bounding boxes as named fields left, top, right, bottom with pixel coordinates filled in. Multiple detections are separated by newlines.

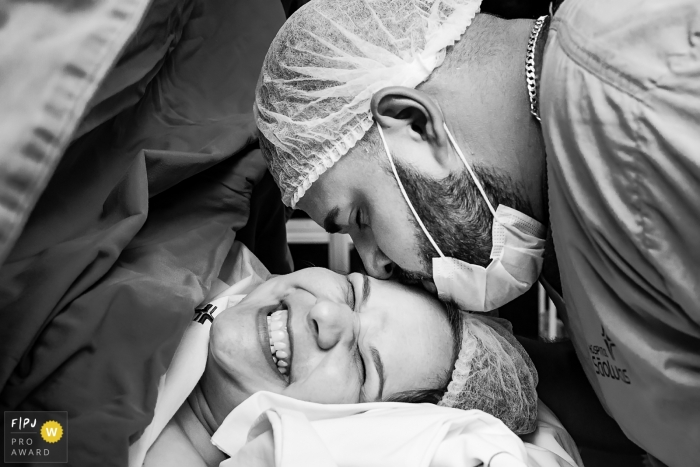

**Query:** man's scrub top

left=540, top=0, right=700, bottom=465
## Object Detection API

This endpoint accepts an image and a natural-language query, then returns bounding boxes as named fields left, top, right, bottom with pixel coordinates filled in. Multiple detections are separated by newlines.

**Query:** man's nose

left=308, top=300, right=353, bottom=350
left=355, top=243, right=394, bottom=279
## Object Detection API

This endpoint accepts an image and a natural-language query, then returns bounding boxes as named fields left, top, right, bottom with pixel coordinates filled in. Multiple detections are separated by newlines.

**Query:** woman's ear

left=370, top=86, right=451, bottom=165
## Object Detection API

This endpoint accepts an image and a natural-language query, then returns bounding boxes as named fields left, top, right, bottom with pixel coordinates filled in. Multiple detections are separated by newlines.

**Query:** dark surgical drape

left=0, top=0, right=287, bottom=465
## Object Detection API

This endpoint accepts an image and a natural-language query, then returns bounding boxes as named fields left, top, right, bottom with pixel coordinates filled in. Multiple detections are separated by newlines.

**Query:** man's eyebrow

left=371, top=346, right=385, bottom=400
left=361, top=273, right=371, bottom=306
left=323, top=206, right=341, bottom=234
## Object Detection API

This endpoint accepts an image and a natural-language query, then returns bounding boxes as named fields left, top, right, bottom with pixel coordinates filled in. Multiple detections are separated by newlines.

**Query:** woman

left=137, top=255, right=539, bottom=466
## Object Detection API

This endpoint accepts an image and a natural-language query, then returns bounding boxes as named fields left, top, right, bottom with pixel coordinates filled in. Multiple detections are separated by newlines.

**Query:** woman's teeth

left=267, top=309, right=291, bottom=379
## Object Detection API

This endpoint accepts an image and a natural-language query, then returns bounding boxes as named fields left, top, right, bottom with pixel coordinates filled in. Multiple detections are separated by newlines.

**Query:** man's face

left=297, top=139, right=435, bottom=281
left=204, top=268, right=455, bottom=423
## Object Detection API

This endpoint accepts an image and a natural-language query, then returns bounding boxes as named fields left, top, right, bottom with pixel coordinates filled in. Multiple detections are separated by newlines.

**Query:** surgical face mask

left=376, top=122, right=546, bottom=312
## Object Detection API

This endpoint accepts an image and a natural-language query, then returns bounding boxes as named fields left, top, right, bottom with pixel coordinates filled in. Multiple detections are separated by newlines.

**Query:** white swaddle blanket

left=214, top=391, right=586, bottom=467
left=129, top=243, right=582, bottom=467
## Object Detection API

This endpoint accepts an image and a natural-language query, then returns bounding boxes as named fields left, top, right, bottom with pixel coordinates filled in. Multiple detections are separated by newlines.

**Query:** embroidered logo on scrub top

left=601, top=326, right=617, bottom=360
left=194, top=304, right=216, bottom=324
left=588, top=325, right=630, bottom=385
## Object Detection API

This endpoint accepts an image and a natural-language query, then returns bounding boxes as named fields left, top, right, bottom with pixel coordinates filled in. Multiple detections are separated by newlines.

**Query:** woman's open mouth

left=267, top=309, right=292, bottom=382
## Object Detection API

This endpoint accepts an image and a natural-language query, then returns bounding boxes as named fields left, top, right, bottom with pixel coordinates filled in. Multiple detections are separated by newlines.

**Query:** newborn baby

left=140, top=266, right=537, bottom=466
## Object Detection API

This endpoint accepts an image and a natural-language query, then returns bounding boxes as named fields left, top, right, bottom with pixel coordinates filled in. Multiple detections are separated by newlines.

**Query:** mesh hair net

left=439, top=313, right=539, bottom=435
left=255, top=0, right=483, bottom=207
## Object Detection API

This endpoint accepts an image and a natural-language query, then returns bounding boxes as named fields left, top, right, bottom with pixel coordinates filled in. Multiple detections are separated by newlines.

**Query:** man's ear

left=370, top=86, right=450, bottom=165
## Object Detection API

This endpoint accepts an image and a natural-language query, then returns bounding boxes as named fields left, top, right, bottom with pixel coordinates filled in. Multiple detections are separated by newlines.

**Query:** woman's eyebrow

left=359, top=273, right=383, bottom=399
left=361, top=274, right=371, bottom=305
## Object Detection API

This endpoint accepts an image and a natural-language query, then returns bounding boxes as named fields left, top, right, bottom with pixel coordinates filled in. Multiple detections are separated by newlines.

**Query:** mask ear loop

left=376, top=123, right=445, bottom=258
left=442, top=123, right=498, bottom=219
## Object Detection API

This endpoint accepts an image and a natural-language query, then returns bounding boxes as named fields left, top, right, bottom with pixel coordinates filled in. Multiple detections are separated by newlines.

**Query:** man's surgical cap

left=254, top=0, right=483, bottom=207
left=439, top=313, right=539, bottom=434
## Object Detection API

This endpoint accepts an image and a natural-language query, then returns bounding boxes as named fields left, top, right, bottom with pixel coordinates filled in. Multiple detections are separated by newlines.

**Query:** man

left=254, top=0, right=700, bottom=466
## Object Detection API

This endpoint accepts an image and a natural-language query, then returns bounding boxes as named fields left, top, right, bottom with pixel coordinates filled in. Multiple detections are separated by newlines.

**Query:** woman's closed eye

left=346, top=278, right=368, bottom=391
left=354, top=337, right=367, bottom=392
left=345, top=277, right=356, bottom=311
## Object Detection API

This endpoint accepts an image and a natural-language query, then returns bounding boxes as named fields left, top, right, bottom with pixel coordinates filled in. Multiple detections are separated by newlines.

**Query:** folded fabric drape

left=0, top=1, right=285, bottom=465
left=0, top=0, right=153, bottom=266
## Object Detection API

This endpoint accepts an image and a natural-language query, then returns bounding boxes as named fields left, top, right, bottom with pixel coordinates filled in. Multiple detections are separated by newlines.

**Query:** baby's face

left=202, top=268, right=456, bottom=424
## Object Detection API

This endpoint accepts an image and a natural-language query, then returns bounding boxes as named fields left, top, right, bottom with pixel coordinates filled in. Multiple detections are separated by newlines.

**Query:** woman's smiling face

left=203, top=268, right=456, bottom=423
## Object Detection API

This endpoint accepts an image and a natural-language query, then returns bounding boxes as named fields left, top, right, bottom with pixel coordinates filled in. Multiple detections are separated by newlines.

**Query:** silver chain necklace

left=526, top=15, right=549, bottom=121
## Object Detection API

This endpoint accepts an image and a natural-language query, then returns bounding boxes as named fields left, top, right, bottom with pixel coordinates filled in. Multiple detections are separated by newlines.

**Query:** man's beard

left=389, top=160, right=531, bottom=286
left=392, top=265, right=430, bottom=285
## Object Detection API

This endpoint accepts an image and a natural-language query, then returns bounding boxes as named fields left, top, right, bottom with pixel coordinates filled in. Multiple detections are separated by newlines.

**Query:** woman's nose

left=308, top=300, right=352, bottom=350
